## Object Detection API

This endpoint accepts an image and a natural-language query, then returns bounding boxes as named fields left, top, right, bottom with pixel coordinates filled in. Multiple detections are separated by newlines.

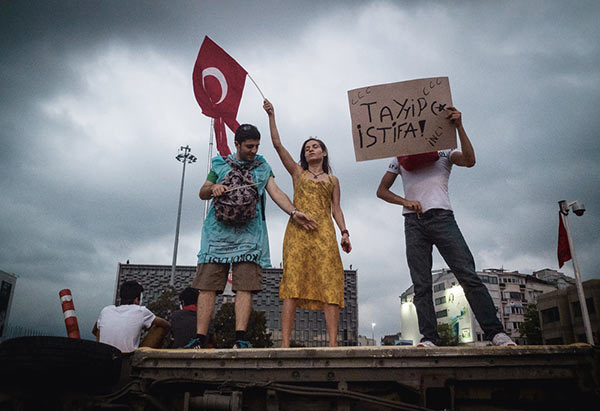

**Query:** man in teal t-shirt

left=186, top=124, right=316, bottom=349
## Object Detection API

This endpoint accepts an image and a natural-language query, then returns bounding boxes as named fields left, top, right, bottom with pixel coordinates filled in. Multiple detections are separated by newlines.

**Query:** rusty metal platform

left=129, top=344, right=600, bottom=410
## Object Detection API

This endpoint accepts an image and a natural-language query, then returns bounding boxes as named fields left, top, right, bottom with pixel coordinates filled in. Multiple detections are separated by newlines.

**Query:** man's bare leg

left=234, top=290, right=253, bottom=332
left=196, top=290, right=216, bottom=334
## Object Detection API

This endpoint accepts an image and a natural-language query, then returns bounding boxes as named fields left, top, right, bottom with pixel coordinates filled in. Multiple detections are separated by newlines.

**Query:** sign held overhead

left=348, top=77, right=456, bottom=162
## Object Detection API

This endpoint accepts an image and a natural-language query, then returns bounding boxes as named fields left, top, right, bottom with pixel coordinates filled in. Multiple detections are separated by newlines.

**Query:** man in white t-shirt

left=92, top=281, right=170, bottom=353
left=377, top=107, right=515, bottom=347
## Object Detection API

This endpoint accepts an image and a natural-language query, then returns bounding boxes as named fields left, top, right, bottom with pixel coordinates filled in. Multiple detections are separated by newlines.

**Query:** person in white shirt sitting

left=92, top=280, right=170, bottom=353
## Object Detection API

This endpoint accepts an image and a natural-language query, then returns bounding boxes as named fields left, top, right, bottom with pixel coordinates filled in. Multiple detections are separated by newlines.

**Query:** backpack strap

left=225, top=156, right=263, bottom=171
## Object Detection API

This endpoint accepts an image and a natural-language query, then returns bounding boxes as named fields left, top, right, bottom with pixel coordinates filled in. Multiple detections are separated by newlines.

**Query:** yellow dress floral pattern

left=280, top=172, right=344, bottom=309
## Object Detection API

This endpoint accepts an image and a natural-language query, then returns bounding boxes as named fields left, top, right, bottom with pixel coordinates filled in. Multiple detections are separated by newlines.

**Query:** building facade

left=537, top=279, right=600, bottom=345
left=116, top=263, right=358, bottom=347
left=0, top=270, right=17, bottom=340
left=400, top=268, right=562, bottom=345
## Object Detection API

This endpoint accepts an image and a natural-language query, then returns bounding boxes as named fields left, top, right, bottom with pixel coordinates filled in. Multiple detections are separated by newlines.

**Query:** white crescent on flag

left=202, top=67, right=228, bottom=105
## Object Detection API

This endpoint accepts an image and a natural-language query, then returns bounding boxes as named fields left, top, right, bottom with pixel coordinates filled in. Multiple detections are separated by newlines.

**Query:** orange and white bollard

left=59, top=289, right=81, bottom=339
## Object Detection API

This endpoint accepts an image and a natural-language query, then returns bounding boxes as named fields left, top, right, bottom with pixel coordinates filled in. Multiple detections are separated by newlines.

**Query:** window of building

left=541, top=307, right=560, bottom=324
left=433, top=283, right=445, bottom=292
left=480, top=275, right=489, bottom=284
left=436, top=309, right=448, bottom=318
left=571, top=298, right=596, bottom=317
left=490, top=277, right=498, bottom=284
left=509, top=292, right=523, bottom=299
left=435, top=296, right=446, bottom=305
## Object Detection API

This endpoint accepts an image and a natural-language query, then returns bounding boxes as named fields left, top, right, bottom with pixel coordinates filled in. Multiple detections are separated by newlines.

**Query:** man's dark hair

left=119, top=280, right=144, bottom=305
left=179, top=287, right=199, bottom=306
left=300, top=138, right=330, bottom=174
left=234, top=124, right=260, bottom=144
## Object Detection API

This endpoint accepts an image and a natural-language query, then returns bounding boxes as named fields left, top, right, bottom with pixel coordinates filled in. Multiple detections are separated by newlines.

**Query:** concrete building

left=400, top=268, right=561, bottom=345
left=0, top=270, right=17, bottom=339
left=532, top=268, right=575, bottom=290
left=116, top=263, right=358, bottom=347
left=357, top=335, right=375, bottom=346
left=537, top=279, right=600, bottom=345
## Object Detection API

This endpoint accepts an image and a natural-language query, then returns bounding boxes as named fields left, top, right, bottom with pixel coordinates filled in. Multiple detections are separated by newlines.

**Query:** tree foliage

left=437, top=322, right=459, bottom=346
left=521, top=303, right=543, bottom=345
left=213, top=303, right=273, bottom=348
left=146, top=285, right=179, bottom=320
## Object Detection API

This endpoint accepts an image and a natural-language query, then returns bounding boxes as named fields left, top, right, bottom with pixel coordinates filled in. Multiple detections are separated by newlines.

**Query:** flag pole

left=560, top=211, right=594, bottom=344
left=247, top=73, right=265, bottom=100
left=203, top=119, right=214, bottom=220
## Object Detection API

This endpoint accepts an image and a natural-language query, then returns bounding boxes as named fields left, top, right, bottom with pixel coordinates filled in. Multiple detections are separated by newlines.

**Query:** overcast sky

left=1, top=0, right=599, bottom=343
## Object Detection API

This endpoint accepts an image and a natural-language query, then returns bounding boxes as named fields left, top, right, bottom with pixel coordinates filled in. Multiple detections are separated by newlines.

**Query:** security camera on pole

left=558, top=199, right=593, bottom=345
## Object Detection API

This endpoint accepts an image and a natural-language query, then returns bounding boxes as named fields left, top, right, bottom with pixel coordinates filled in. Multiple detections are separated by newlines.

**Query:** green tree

left=521, top=303, right=542, bottom=345
left=147, top=285, right=179, bottom=320
left=213, top=303, right=273, bottom=348
left=438, top=323, right=459, bottom=346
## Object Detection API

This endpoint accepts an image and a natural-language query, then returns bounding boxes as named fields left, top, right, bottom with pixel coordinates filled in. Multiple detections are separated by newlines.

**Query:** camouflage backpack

left=213, top=157, right=262, bottom=226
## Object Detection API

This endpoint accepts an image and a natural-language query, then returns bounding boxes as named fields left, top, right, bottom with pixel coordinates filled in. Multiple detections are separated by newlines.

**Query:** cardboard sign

left=348, top=77, right=456, bottom=161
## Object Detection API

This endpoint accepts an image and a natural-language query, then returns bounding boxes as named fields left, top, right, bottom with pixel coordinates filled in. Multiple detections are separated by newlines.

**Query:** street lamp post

left=371, top=322, right=376, bottom=346
left=558, top=199, right=593, bottom=345
left=170, top=145, right=197, bottom=286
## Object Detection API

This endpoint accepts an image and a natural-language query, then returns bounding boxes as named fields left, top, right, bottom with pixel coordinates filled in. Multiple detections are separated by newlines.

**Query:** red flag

left=557, top=212, right=571, bottom=268
left=193, top=36, right=247, bottom=156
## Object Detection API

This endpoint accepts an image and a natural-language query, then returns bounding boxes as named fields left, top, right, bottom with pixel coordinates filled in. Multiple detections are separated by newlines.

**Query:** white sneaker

left=492, top=332, right=516, bottom=346
left=416, top=341, right=437, bottom=347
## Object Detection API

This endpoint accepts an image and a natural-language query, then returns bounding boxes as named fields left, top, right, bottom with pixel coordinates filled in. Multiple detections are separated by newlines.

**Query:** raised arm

left=446, top=107, right=476, bottom=168
left=265, top=176, right=317, bottom=230
left=263, top=99, right=302, bottom=180
left=331, top=176, right=351, bottom=253
left=376, top=171, right=422, bottom=213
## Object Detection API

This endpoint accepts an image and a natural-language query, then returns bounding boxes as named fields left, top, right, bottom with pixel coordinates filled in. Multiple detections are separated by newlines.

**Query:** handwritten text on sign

left=348, top=77, right=456, bottom=162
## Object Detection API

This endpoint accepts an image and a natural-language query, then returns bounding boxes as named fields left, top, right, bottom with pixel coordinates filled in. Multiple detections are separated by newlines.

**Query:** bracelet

left=341, top=229, right=349, bottom=236
left=290, top=209, right=297, bottom=217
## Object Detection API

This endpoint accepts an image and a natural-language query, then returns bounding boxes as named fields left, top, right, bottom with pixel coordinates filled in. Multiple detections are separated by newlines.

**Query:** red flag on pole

left=193, top=36, right=247, bottom=157
left=557, top=212, right=571, bottom=268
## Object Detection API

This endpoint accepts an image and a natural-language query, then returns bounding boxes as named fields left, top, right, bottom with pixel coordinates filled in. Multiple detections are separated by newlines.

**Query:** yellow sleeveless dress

left=279, top=172, right=345, bottom=309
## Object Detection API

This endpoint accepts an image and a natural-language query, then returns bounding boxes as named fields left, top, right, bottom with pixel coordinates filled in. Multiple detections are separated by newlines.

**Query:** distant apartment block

left=537, top=279, right=600, bottom=345
left=400, top=268, right=565, bottom=345
left=116, top=263, right=358, bottom=347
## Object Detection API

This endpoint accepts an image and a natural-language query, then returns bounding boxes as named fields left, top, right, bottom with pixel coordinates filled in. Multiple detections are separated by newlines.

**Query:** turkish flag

left=193, top=36, right=247, bottom=156
left=557, top=212, right=571, bottom=268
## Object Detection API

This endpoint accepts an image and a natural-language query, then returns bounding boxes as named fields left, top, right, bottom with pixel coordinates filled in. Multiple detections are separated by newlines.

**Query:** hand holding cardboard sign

left=446, top=106, right=463, bottom=129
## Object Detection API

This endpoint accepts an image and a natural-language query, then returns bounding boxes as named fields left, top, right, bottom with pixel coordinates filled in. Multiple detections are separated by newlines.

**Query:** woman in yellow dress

left=263, top=99, right=352, bottom=347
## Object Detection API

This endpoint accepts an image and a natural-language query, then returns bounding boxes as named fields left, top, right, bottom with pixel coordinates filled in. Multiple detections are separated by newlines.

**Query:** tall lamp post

left=170, top=145, right=197, bottom=286
left=371, top=322, right=376, bottom=346
left=559, top=199, right=593, bottom=345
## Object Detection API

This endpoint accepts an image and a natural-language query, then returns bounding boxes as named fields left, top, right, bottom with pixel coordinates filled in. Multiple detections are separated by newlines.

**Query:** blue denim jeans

left=404, top=209, right=504, bottom=344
